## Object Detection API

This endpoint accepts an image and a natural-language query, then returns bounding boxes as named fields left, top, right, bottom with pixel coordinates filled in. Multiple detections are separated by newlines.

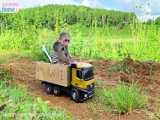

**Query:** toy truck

left=36, top=62, right=95, bottom=102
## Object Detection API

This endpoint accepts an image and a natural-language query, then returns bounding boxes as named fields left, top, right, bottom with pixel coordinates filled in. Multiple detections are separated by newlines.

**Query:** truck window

left=77, top=70, right=82, bottom=79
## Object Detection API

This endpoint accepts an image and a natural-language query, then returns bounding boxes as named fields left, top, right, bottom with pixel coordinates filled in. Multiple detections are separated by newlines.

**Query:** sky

left=3, top=0, right=160, bottom=21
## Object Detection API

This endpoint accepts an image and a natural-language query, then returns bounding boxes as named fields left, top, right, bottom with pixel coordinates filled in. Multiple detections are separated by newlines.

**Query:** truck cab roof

left=76, top=62, right=92, bottom=69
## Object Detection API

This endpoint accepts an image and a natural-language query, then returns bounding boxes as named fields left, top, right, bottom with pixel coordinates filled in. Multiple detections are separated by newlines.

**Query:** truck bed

left=36, top=62, right=70, bottom=87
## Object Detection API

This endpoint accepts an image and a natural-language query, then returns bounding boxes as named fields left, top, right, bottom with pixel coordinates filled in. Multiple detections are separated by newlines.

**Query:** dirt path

left=5, top=59, right=106, bottom=120
left=4, top=59, right=112, bottom=120
left=2, top=58, right=155, bottom=120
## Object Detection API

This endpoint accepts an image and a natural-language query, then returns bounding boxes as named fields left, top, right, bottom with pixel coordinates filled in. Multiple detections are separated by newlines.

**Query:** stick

left=42, top=45, right=52, bottom=63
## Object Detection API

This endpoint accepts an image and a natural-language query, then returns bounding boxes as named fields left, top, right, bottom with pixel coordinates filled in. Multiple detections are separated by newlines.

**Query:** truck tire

left=53, top=86, right=61, bottom=96
left=45, top=84, right=53, bottom=94
left=71, top=89, right=80, bottom=102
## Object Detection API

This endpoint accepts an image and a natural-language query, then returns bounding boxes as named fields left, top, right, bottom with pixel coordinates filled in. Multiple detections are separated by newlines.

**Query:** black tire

left=45, top=84, right=53, bottom=94
left=71, top=89, right=80, bottom=102
left=53, top=86, right=61, bottom=96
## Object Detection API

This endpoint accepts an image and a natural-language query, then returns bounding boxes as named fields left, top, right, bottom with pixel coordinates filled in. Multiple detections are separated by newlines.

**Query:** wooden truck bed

left=36, top=62, right=70, bottom=87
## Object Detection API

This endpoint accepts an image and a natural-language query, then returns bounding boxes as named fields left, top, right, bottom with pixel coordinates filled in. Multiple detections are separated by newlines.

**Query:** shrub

left=0, top=69, right=13, bottom=82
left=100, top=84, right=147, bottom=114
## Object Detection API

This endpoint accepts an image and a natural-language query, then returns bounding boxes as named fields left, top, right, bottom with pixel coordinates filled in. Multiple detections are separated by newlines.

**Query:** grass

left=0, top=68, right=72, bottom=120
left=93, top=82, right=147, bottom=114
left=108, top=60, right=131, bottom=74
left=0, top=23, right=160, bottom=62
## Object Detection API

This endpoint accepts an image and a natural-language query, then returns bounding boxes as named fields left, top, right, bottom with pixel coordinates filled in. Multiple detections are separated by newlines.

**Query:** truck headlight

left=84, top=94, right=88, bottom=98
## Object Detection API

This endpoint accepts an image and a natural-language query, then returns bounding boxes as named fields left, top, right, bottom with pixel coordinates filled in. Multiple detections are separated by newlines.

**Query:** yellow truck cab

left=70, top=62, right=95, bottom=102
left=36, top=62, right=95, bottom=102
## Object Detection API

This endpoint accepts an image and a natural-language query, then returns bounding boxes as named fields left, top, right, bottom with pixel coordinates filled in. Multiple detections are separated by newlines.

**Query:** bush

left=0, top=68, right=12, bottom=81
left=100, top=84, right=147, bottom=113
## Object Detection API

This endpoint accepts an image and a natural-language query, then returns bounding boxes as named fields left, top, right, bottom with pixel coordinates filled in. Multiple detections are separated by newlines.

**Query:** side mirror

left=70, top=63, right=77, bottom=68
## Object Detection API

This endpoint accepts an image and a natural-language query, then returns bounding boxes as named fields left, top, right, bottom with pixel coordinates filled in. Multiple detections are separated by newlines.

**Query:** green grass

left=94, top=83, right=147, bottom=114
left=0, top=5, right=160, bottom=62
left=0, top=68, right=72, bottom=120
left=108, top=60, right=131, bottom=74
left=0, top=23, right=160, bottom=62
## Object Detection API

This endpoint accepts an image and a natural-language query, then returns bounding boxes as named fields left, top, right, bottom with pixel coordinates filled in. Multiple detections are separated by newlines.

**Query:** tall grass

left=0, top=6, right=160, bottom=62
left=95, top=84, right=147, bottom=114
left=0, top=24, right=160, bottom=62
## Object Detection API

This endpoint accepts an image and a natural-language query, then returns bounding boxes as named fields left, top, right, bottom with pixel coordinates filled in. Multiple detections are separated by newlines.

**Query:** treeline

left=145, top=16, right=160, bottom=25
left=155, top=17, right=160, bottom=24
left=0, top=5, right=136, bottom=31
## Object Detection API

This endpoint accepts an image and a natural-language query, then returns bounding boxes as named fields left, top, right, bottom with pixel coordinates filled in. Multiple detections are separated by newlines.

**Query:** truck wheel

left=71, top=89, right=80, bottom=102
left=45, top=84, right=53, bottom=94
left=53, top=86, right=61, bottom=96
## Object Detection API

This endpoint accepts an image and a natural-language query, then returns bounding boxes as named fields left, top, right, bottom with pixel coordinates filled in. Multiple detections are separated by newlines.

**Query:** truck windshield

left=82, top=67, right=94, bottom=81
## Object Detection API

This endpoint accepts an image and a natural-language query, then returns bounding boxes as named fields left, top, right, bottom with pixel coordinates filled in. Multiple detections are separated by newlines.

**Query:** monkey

left=51, top=32, right=74, bottom=64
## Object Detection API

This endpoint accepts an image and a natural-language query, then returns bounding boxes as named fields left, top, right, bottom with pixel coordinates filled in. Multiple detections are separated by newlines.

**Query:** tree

left=155, top=16, right=160, bottom=25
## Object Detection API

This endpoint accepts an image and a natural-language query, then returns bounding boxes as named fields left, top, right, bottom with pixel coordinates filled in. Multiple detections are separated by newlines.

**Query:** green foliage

left=0, top=5, right=160, bottom=62
left=155, top=17, right=160, bottom=25
left=0, top=23, right=160, bottom=62
left=97, top=84, right=147, bottom=114
left=109, top=62, right=131, bottom=74
left=0, top=69, right=13, bottom=82
left=108, top=57, right=135, bottom=74
left=0, top=5, right=136, bottom=31
left=0, top=69, right=72, bottom=120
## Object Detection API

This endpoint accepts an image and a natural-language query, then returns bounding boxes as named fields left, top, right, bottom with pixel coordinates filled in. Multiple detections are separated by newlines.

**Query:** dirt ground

left=2, top=58, right=160, bottom=120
